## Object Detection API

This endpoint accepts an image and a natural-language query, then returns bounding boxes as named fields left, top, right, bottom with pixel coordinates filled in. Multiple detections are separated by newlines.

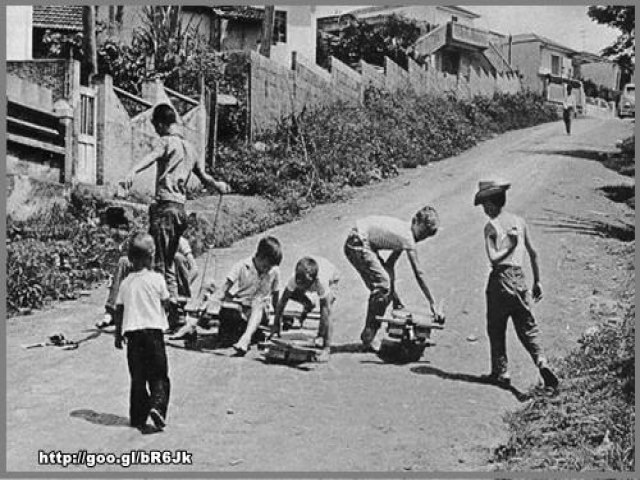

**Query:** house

left=26, top=5, right=318, bottom=68
left=318, top=5, right=480, bottom=34
left=497, top=33, right=578, bottom=94
left=572, top=51, right=622, bottom=91
left=6, top=5, right=32, bottom=60
left=213, top=6, right=318, bottom=66
left=318, top=5, right=513, bottom=78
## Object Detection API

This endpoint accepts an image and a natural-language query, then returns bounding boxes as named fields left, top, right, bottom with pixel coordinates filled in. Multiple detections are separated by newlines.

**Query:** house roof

left=32, top=5, right=84, bottom=31
left=573, top=51, right=614, bottom=64
left=510, top=33, right=577, bottom=55
left=212, top=6, right=265, bottom=22
left=344, top=5, right=480, bottom=20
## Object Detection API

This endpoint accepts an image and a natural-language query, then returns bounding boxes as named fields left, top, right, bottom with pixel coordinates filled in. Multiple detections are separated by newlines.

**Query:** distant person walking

left=562, top=84, right=576, bottom=135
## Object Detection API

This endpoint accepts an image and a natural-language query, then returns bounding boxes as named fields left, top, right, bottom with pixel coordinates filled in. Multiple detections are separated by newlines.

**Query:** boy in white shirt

left=344, top=206, right=444, bottom=351
left=114, top=232, right=171, bottom=432
left=474, top=178, right=559, bottom=391
left=271, top=256, right=340, bottom=363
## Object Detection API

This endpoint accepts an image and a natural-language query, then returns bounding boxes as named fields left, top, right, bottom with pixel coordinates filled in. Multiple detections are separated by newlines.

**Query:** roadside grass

left=491, top=244, right=634, bottom=472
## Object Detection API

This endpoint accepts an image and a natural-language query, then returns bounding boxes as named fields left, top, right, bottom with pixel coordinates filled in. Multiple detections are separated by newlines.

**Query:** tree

left=318, top=15, right=424, bottom=70
left=587, top=6, right=635, bottom=86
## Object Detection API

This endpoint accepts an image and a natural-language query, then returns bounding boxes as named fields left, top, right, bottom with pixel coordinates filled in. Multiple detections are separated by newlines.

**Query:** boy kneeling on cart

left=270, top=256, right=340, bottom=363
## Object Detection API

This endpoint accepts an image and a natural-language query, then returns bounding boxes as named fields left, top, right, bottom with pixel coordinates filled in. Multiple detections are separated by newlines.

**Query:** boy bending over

left=344, top=206, right=444, bottom=352
left=271, top=256, right=340, bottom=363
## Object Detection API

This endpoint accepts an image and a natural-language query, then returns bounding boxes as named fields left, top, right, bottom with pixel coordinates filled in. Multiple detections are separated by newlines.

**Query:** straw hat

left=473, top=178, right=511, bottom=205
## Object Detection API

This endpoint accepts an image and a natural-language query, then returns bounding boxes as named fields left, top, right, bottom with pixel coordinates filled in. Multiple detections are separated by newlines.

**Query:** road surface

left=6, top=116, right=634, bottom=472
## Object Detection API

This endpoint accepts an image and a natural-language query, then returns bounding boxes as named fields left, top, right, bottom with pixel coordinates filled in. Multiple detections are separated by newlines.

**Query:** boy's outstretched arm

left=406, top=249, right=444, bottom=321
left=193, top=155, right=231, bottom=194
left=121, top=142, right=166, bottom=189
left=271, top=289, right=291, bottom=337
left=523, top=223, right=543, bottom=301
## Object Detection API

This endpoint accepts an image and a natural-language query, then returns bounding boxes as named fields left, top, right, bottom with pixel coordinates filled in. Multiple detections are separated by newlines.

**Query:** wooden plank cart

left=375, top=309, right=444, bottom=363
left=260, top=306, right=323, bottom=364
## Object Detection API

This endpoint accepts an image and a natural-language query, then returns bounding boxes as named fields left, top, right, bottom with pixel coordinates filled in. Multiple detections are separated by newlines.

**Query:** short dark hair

left=151, top=103, right=177, bottom=126
left=128, top=231, right=155, bottom=266
left=484, top=191, right=506, bottom=208
left=256, top=236, right=282, bottom=266
left=295, top=257, right=319, bottom=287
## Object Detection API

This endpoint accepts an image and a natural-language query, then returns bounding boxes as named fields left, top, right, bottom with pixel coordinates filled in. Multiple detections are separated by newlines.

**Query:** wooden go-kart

left=258, top=305, right=324, bottom=365
left=375, top=309, right=444, bottom=363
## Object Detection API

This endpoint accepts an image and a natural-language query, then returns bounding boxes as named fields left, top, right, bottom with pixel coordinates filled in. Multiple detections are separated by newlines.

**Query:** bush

left=215, top=89, right=558, bottom=209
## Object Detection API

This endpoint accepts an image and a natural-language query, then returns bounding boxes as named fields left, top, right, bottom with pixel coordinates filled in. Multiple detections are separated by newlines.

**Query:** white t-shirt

left=285, top=256, right=340, bottom=299
left=116, top=269, right=170, bottom=333
left=226, top=257, right=280, bottom=306
left=356, top=216, right=416, bottom=251
left=484, top=212, right=527, bottom=268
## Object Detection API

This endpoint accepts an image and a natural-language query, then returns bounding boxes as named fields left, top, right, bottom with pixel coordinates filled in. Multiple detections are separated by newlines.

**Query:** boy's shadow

left=70, top=409, right=130, bottom=427
left=410, top=365, right=531, bottom=402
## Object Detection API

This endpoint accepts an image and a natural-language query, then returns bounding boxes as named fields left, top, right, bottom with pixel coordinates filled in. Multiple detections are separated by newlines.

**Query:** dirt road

left=6, top=116, right=634, bottom=472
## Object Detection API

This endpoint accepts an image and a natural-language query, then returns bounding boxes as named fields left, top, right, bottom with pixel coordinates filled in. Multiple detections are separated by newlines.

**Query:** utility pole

left=82, top=5, right=97, bottom=84
left=259, top=5, right=275, bottom=58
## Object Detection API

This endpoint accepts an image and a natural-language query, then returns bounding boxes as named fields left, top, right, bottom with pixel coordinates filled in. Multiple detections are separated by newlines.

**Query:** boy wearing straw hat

left=474, top=179, right=559, bottom=391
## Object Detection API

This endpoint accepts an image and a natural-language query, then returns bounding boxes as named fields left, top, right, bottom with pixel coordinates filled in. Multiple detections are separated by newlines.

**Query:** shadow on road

left=330, top=342, right=369, bottom=355
left=532, top=209, right=634, bottom=242
left=410, top=365, right=531, bottom=402
left=527, top=148, right=634, bottom=177
left=599, top=185, right=635, bottom=208
left=70, top=409, right=130, bottom=427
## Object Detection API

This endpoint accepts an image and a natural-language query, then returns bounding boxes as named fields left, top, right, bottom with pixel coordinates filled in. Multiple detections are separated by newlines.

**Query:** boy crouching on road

left=271, top=256, right=340, bottom=363
left=473, top=178, right=559, bottom=391
left=114, top=232, right=171, bottom=432
left=344, top=206, right=445, bottom=352
left=171, top=236, right=282, bottom=356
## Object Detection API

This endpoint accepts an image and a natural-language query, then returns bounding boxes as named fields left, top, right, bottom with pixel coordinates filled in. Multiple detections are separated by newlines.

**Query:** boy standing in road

left=98, top=235, right=198, bottom=329
left=473, top=178, right=559, bottom=391
left=271, top=256, right=340, bottom=363
left=344, top=206, right=445, bottom=352
left=113, top=232, right=171, bottom=432
left=121, top=103, right=230, bottom=331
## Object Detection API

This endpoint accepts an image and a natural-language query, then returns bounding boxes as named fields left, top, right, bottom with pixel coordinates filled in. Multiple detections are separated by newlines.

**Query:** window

left=451, top=15, right=458, bottom=22
left=273, top=11, right=287, bottom=44
left=551, top=55, right=561, bottom=76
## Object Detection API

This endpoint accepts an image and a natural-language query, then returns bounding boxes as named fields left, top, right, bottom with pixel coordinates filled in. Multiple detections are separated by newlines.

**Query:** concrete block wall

left=249, top=51, right=296, bottom=135
left=292, top=53, right=333, bottom=112
left=330, top=56, right=362, bottom=104
left=249, top=52, right=522, bottom=134
left=361, top=60, right=385, bottom=95
left=385, top=57, right=411, bottom=94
